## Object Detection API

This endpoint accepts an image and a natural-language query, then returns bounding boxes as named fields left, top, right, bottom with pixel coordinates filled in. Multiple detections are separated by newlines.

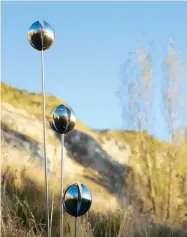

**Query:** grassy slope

left=1, top=81, right=167, bottom=146
left=1, top=81, right=187, bottom=236
left=2, top=80, right=186, bottom=169
left=1, top=80, right=180, bottom=164
left=1, top=81, right=121, bottom=211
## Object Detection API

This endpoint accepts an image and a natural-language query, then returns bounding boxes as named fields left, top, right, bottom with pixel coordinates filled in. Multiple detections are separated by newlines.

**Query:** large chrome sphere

left=28, top=21, right=55, bottom=51
left=49, top=104, right=76, bottom=134
left=63, top=183, right=92, bottom=217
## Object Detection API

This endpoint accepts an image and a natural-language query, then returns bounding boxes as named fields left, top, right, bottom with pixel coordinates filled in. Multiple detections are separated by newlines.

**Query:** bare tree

left=117, top=38, right=187, bottom=224
left=117, top=41, right=158, bottom=216
left=162, top=37, right=185, bottom=221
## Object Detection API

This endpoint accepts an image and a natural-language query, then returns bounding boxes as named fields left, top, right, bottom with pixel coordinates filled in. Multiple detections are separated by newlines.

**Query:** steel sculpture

left=28, top=20, right=55, bottom=237
left=49, top=104, right=76, bottom=236
left=63, top=183, right=92, bottom=237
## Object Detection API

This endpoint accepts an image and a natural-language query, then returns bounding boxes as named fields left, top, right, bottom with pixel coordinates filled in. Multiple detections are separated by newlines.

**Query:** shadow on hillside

left=56, top=129, right=132, bottom=196
left=1, top=123, right=51, bottom=169
left=1, top=123, right=37, bottom=146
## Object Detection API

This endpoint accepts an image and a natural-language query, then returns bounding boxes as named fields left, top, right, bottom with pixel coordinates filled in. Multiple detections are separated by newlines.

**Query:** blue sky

left=2, top=1, right=187, bottom=141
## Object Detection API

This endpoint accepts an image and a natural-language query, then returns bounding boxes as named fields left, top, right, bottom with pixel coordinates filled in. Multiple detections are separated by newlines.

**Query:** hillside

left=1, top=81, right=187, bottom=236
left=1, top=81, right=134, bottom=211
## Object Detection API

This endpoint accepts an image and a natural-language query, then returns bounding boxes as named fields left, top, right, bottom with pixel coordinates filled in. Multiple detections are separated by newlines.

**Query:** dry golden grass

left=1, top=142, right=187, bottom=237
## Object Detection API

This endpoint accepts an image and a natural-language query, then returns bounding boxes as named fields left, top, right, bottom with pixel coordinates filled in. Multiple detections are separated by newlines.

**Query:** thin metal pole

left=75, top=217, right=78, bottom=237
left=41, top=47, right=50, bottom=237
left=60, top=134, right=64, bottom=237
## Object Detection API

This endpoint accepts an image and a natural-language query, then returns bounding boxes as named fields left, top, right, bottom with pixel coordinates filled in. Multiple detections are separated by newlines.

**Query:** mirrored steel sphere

left=49, top=104, right=76, bottom=134
left=28, top=21, right=55, bottom=51
left=63, top=183, right=92, bottom=217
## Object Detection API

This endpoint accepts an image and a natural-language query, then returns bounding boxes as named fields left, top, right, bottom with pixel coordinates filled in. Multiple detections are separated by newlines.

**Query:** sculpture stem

left=41, top=29, right=50, bottom=237
left=60, top=134, right=64, bottom=237
left=75, top=217, right=78, bottom=237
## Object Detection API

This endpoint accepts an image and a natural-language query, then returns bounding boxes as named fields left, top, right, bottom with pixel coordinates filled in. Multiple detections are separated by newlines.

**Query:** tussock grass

left=1, top=161, right=187, bottom=237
